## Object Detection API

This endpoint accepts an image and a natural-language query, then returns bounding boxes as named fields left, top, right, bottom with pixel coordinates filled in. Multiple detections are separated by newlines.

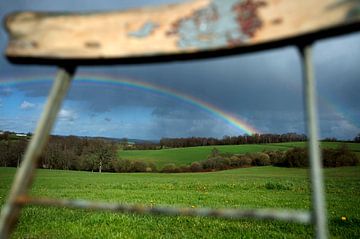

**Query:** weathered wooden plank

left=4, top=0, right=360, bottom=65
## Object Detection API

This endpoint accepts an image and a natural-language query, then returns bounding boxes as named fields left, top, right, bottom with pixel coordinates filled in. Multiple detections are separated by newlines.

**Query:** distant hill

left=0, top=130, right=159, bottom=145
left=78, top=136, right=159, bottom=144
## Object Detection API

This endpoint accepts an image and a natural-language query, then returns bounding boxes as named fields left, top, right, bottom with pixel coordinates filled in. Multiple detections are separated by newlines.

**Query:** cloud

left=151, top=105, right=208, bottom=120
left=20, top=101, right=36, bottom=110
left=104, top=117, right=112, bottom=122
left=0, top=87, right=13, bottom=97
left=321, top=118, right=360, bottom=140
left=0, top=116, right=37, bottom=133
left=58, top=109, right=77, bottom=122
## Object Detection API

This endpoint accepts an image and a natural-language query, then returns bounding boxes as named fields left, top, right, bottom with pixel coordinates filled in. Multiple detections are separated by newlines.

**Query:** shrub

left=222, top=158, right=231, bottom=167
left=202, top=158, right=218, bottom=170
left=179, top=165, right=191, bottom=172
left=111, top=159, right=121, bottom=172
left=229, top=155, right=248, bottom=168
left=162, top=163, right=178, bottom=173
left=148, top=162, right=157, bottom=172
left=190, top=162, right=203, bottom=172
left=210, top=147, right=220, bottom=157
left=131, top=161, right=148, bottom=172
left=247, top=152, right=271, bottom=166
left=114, top=159, right=133, bottom=172
left=283, top=147, right=308, bottom=167
left=322, top=144, right=359, bottom=167
left=239, top=155, right=252, bottom=167
left=273, top=144, right=359, bottom=168
left=203, top=156, right=233, bottom=170
left=229, top=155, right=245, bottom=167
left=254, top=153, right=271, bottom=166
left=266, top=150, right=285, bottom=165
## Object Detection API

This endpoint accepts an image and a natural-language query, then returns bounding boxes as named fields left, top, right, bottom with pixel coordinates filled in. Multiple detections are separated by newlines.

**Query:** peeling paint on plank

left=4, top=0, right=360, bottom=62
left=129, top=21, right=159, bottom=38
left=168, top=0, right=266, bottom=49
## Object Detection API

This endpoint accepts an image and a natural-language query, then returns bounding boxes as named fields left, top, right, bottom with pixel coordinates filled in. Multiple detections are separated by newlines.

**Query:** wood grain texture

left=4, top=0, right=360, bottom=65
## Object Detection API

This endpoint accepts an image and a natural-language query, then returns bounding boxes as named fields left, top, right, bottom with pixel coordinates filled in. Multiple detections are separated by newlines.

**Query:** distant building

left=16, top=133, right=27, bottom=137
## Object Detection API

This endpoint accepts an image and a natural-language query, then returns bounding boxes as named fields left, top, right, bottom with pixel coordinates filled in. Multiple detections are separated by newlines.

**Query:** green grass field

left=119, top=142, right=360, bottom=167
left=0, top=166, right=359, bottom=238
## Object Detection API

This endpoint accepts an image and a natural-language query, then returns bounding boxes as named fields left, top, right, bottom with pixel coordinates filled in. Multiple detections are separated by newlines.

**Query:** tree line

left=1, top=131, right=359, bottom=173
left=159, top=133, right=307, bottom=149
left=0, top=138, right=27, bottom=167
left=0, top=135, right=118, bottom=172
left=126, top=132, right=360, bottom=151
left=354, top=133, right=360, bottom=143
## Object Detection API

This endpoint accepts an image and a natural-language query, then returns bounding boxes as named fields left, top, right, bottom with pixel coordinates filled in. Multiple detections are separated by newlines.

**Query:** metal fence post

left=0, top=66, right=76, bottom=239
left=299, top=43, right=328, bottom=239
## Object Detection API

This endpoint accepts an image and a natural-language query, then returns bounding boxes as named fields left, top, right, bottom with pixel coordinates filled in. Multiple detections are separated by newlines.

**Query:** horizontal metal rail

left=15, top=196, right=312, bottom=224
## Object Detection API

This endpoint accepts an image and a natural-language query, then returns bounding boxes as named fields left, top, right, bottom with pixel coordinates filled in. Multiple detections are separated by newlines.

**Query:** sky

left=0, top=0, right=359, bottom=140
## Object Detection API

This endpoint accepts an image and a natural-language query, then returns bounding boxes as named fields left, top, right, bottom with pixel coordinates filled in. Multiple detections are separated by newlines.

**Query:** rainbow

left=318, top=96, right=359, bottom=131
left=0, top=73, right=259, bottom=135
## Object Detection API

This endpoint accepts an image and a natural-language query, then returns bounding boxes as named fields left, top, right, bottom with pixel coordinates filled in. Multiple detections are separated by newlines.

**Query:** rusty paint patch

left=129, top=21, right=159, bottom=38
left=233, top=0, right=266, bottom=38
left=167, top=0, right=266, bottom=49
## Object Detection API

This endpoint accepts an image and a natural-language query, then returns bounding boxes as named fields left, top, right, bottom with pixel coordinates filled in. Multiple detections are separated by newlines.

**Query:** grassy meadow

left=118, top=142, right=360, bottom=167
left=0, top=166, right=359, bottom=238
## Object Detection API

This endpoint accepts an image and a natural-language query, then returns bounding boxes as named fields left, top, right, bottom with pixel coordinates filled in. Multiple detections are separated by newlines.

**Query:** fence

left=1, top=1, right=360, bottom=238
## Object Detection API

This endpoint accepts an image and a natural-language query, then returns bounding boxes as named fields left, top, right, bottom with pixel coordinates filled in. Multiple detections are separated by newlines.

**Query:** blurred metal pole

left=0, top=66, right=76, bottom=239
left=299, top=44, right=328, bottom=239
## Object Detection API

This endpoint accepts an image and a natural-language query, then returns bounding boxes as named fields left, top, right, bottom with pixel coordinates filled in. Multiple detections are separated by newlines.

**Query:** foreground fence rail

left=14, top=196, right=312, bottom=224
left=1, top=0, right=360, bottom=238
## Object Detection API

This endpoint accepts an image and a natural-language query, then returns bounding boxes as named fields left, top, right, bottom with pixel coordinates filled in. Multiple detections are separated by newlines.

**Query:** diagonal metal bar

left=0, top=66, right=76, bottom=239
left=300, top=44, right=329, bottom=239
left=14, top=196, right=312, bottom=224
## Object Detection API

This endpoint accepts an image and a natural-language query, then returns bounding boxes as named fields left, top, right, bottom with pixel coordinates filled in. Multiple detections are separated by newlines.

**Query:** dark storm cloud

left=151, top=105, right=210, bottom=120
left=244, top=110, right=305, bottom=133
left=148, top=117, right=233, bottom=138
left=13, top=46, right=305, bottom=121
left=45, top=46, right=302, bottom=116
left=314, top=32, right=360, bottom=110
left=90, top=46, right=304, bottom=114
left=8, top=34, right=360, bottom=138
